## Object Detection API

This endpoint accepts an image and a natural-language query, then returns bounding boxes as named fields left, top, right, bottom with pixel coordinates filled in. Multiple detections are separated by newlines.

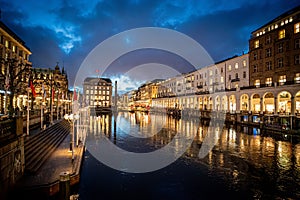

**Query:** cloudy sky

left=1, top=0, right=299, bottom=93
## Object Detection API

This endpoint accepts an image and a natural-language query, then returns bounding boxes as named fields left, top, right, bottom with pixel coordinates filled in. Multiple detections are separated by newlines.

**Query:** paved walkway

left=10, top=121, right=85, bottom=199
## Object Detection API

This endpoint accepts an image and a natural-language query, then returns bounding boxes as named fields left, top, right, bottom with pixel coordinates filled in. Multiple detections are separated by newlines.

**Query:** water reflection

left=85, top=111, right=300, bottom=199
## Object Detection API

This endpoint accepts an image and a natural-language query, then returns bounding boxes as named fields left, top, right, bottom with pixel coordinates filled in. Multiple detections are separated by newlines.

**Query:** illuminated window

left=294, top=23, right=300, bottom=33
left=295, top=73, right=300, bottom=83
left=12, top=45, right=15, bottom=52
left=235, top=63, right=238, bottom=69
left=221, top=76, right=224, bottom=83
left=265, top=77, right=272, bottom=86
left=255, top=40, right=259, bottom=48
left=279, top=29, right=285, bottom=39
left=279, top=75, right=286, bottom=85
left=209, top=70, right=213, bottom=76
left=243, top=60, right=247, bottom=67
left=255, top=79, right=260, bottom=87
left=209, top=79, right=213, bottom=84
left=5, top=40, right=8, bottom=48
left=228, top=65, right=232, bottom=71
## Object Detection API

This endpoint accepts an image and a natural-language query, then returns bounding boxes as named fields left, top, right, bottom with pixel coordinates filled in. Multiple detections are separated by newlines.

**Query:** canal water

left=75, top=111, right=300, bottom=200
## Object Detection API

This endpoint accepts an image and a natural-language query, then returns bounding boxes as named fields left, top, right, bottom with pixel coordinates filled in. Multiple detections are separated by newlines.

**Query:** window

left=295, top=23, right=300, bottom=33
left=266, top=48, right=272, bottom=57
left=295, top=54, right=300, bottom=65
left=221, top=76, right=224, bottom=83
left=228, top=75, right=231, bottom=81
left=254, top=53, right=257, bottom=60
left=209, top=70, right=213, bottom=76
left=279, top=75, right=286, bottom=85
left=266, top=36, right=271, bottom=44
left=279, top=29, right=285, bottom=39
left=243, top=71, right=246, bottom=78
left=255, top=40, right=259, bottom=48
left=221, top=68, right=223, bottom=73
left=295, top=73, right=300, bottom=83
left=235, top=73, right=239, bottom=79
left=209, top=79, right=213, bottom=85
left=215, top=69, right=218, bottom=74
left=278, top=43, right=283, bottom=53
left=243, top=60, right=247, bottom=67
left=253, top=65, right=258, bottom=73
left=295, top=39, right=300, bottom=49
left=5, top=40, right=8, bottom=48
left=255, top=79, right=260, bottom=87
left=266, top=61, right=272, bottom=71
left=228, top=65, right=232, bottom=71
left=234, top=63, right=238, bottom=69
left=265, top=77, right=272, bottom=86
left=277, top=58, right=283, bottom=68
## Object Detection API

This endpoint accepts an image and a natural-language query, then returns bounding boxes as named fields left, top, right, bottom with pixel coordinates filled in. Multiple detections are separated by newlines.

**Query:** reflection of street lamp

left=64, top=113, right=79, bottom=162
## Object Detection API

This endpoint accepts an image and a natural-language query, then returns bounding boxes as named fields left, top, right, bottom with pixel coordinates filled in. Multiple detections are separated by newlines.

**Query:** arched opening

left=240, top=94, right=249, bottom=111
left=263, top=92, right=274, bottom=113
left=203, top=97, right=208, bottom=110
left=229, top=95, right=236, bottom=112
left=199, top=97, right=203, bottom=110
left=251, top=94, right=260, bottom=113
left=296, top=91, right=300, bottom=115
left=278, top=91, right=292, bottom=114
left=215, top=96, right=220, bottom=111
left=221, top=96, right=228, bottom=111
left=209, top=96, right=213, bottom=110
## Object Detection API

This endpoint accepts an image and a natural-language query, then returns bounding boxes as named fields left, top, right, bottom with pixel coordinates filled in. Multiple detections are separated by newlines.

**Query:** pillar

left=59, top=171, right=70, bottom=200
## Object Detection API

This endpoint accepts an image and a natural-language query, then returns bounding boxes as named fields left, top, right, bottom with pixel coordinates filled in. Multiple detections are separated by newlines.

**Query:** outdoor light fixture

left=64, top=113, right=79, bottom=162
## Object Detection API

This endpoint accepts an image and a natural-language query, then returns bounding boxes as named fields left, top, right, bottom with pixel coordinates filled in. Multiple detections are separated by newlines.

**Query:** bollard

left=59, top=171, right=70, bottom=200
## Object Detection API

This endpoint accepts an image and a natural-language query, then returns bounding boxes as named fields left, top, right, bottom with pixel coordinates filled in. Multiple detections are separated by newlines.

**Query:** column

left=291, top=96, right=295, bottom=115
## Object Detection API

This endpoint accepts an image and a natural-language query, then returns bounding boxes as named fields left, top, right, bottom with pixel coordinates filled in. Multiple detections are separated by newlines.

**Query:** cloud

left=1, top=0, right=299, bottom=90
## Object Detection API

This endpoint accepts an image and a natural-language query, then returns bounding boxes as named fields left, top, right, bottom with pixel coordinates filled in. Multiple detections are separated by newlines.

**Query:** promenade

left=7, top=121, right=85, bottom=200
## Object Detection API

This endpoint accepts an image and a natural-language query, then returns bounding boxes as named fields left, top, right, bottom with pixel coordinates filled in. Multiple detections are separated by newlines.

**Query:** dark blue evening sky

left=1, top=0, right=300, bottom=90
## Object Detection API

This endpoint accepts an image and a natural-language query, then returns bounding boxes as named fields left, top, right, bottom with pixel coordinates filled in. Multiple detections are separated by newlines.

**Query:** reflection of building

left=0, top=20, right=32, bottom=114
left=83, top=77, right=112, bottom=108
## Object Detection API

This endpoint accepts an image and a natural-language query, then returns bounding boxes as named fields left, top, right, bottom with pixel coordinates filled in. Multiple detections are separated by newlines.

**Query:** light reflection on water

left=83, top=111, right=300, bottom=199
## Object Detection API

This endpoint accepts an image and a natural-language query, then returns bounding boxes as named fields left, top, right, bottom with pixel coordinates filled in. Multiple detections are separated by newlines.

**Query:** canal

left=75, top=111, right=300, bottom=200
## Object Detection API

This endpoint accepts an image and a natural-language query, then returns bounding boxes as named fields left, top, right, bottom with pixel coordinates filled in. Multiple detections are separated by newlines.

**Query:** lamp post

left=64, top=113, right=79, bottom=162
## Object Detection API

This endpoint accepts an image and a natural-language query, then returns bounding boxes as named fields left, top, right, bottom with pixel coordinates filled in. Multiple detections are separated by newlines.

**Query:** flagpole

left=27, top=88, right=30, bottom=136
left=4, top=91, right=7, bottom=115
left=41, top=104, right=43, bottom=129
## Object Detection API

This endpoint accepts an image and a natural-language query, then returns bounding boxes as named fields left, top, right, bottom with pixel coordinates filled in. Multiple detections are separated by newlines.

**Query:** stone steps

left=24, top=120, right=70, bottom=174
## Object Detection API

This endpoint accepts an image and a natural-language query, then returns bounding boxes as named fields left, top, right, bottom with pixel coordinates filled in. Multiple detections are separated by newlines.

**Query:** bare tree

left=1, top=57, right=31, bottom=117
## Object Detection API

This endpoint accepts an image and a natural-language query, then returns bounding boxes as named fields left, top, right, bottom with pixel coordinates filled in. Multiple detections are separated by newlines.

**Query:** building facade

left=0, top=21, right=32, bottom=115
left=83, top=77, right=112, bottom=108
left=249, top=5, right=300, bottom=87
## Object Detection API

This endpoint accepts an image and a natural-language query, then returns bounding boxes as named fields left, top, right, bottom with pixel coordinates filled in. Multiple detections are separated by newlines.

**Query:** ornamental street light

left=64, top=113, right=79, bottom=162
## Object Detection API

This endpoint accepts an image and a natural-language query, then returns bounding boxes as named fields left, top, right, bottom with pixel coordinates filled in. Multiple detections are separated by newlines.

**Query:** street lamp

left=64, top=113, right=79, bottom=162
